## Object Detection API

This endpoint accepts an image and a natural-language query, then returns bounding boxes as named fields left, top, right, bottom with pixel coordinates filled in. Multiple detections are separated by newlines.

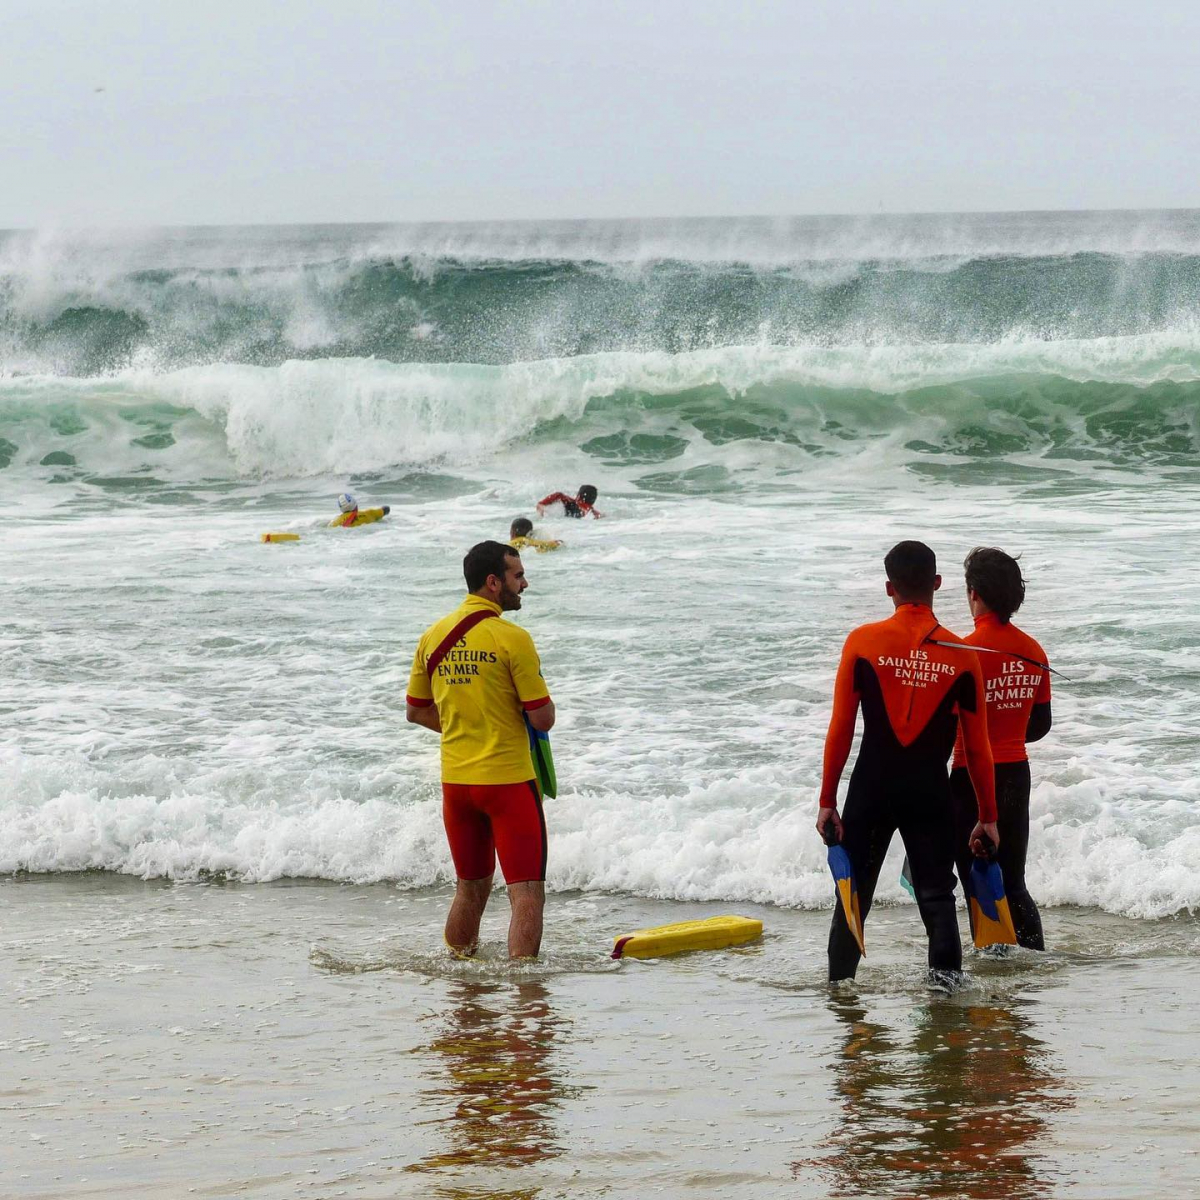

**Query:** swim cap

left=337, top=492, right=357, bottom=513
left=577, top=484, right=598, bottom=505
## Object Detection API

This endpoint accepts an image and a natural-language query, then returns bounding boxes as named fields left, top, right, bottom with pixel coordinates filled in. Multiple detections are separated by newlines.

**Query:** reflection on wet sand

left=796, top=994, right=1073, bottom=1198
left=406, top=979, right=575, bottom=1196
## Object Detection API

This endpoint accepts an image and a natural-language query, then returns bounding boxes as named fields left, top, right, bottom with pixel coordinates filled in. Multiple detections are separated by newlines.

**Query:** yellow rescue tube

left=261, top=532, right=300, bottom=543
left=329, top=506, right=389, bottom=528
left=611, top=915, right=763, bottom=960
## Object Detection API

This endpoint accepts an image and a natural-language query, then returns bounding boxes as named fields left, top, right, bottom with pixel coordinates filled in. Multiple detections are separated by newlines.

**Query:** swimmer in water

left=509, top=517, right=562, bottom=553
left=329, top=492, right=391, bottom=528
left=536, top=484, right=603, bottom=519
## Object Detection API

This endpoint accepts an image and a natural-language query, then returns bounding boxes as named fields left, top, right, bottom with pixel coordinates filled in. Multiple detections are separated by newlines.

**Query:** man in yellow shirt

left=406, top=541, right=556, bottom=958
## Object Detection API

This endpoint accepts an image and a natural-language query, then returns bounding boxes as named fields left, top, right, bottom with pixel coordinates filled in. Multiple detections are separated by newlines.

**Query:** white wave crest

left=2, top=751, right=1196, bottom=919
left=2, top=331, right=1199, bottom=481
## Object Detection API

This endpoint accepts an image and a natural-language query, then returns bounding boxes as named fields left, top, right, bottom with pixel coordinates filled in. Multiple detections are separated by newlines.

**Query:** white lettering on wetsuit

left=876, top=652, right=958, bottom=689
left=985, top=660, right=1041, bottom=710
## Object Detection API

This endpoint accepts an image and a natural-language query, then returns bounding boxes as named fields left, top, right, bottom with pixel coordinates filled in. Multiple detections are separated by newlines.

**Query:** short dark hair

left=964, top=546, right=1025, bottom=622
left=463, top=540, right=519, bottom=592
left=884, top=540, right=937, bottom=597
left=577, top=484, right=598, bottom=505
left=510, top=517, right=533, bottom=538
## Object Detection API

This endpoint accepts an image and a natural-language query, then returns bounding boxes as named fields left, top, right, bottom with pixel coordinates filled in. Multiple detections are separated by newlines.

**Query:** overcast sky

left=3, top=0, right=1199, bottom=227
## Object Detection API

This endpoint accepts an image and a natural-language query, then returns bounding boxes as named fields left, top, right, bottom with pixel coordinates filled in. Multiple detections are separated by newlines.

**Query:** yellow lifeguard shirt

left=406, top=595, right=552, bottom=784
left=329, top=507, right=388, bottom=528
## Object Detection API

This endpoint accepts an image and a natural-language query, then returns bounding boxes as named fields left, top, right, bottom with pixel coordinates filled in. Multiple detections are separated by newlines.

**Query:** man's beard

left=499, top=584, right=522, bottom=611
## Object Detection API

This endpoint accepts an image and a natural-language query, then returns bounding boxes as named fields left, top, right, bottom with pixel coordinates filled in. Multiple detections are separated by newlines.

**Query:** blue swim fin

left=967, top=837, right=1017, bottom=949
left=823, top=823, right=865, bottom=956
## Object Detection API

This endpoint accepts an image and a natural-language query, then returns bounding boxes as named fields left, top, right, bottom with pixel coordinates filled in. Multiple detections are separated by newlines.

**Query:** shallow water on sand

left=3, top=875, right=1197, bottom=1199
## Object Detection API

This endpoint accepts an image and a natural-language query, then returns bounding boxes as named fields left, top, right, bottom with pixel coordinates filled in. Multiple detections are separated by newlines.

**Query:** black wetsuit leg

left=952, top=763, right=1044, bottom=951
left=828, top=784, right=896, bottom=982
left=895, top=781, right=962, bottom=974
left=829, top=775, right=962, bottom=981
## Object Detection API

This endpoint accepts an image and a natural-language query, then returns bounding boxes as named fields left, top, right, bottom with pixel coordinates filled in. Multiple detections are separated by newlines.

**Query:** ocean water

left=1, top=212, right=1197, bottom=922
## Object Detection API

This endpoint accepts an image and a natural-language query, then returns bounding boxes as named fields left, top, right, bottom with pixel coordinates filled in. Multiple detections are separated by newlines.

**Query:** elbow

left=405, top=704, right=425, bottom=725
left=526, top=700, right=556, bottom=732
left=1026, top=703, right=1052, bottom=744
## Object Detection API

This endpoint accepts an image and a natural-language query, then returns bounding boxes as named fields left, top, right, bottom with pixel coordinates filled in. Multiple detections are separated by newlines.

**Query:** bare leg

left=506, top=881, right=545, bottom=959
left=445, top=875, right=493, bottom=955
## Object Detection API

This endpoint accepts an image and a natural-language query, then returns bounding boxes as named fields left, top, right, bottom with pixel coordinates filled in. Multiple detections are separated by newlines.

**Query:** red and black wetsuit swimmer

left=950, top=612, right=1052, bottom=950
left=819, top=603, right=996, bottom=981
left=536, top=485, right=602, bottom=519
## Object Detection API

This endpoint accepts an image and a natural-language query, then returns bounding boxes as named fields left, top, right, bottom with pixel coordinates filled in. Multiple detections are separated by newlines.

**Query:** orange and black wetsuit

left=950, top=613, right=1052, bottom=950
left=820, top=603, right=996, bottom=980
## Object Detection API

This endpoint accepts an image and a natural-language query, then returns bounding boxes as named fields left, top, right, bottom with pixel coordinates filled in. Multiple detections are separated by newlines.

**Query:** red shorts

left=441, top=780, right=547, bottom=884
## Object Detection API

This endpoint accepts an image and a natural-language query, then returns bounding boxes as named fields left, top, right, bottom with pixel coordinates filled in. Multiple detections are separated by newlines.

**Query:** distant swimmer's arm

left=816, top=638, right=861, bottom=840
left=536, top=492, right=570, bottom=517
left=958, top=655, right=998, bottom=850
left=1026, top=701, right=1052, bottom=744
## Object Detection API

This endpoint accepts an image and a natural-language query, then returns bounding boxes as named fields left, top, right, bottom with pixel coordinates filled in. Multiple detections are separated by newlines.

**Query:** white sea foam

left=2, top=751, right=1196, bottom=918
left=1, top=481, right=1196, bottom=920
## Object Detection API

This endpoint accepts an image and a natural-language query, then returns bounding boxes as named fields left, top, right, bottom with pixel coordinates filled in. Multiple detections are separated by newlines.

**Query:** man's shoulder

left=1007, top=622, right=1047, bottom=660
left=491, top=617, right=537, bottom=651
left=966, top=619, right=1045, bottom=659
left=417, top=604, right=471, bottom=645
left=843, top=615, right=897, bottom=647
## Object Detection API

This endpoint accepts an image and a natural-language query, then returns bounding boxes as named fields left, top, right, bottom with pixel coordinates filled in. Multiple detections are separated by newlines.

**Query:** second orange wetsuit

left=819, top=603, right=996, bottom=980
left=949, top=612, right=1052, bottom=950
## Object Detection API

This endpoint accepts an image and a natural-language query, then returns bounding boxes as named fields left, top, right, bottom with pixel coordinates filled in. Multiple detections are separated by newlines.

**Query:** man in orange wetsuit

left=950, top=547, right=1052, bottom=950
left=816, top=541, right=999, bottom=983
left=406, top=541, right=556, bottom=959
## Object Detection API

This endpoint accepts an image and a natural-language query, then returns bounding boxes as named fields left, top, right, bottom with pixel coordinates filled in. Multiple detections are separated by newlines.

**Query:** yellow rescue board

left=261, top=532, right=300, bottom=543
left=611, top=915, right=763, bottom=960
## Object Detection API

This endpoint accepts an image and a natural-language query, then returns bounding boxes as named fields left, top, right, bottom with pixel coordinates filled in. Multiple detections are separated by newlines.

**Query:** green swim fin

left=525, top=716, right=557, bottom=799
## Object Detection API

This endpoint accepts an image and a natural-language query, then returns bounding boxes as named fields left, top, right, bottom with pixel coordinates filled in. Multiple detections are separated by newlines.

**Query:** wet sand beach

left=3, top=875, right=1198, bottom=1199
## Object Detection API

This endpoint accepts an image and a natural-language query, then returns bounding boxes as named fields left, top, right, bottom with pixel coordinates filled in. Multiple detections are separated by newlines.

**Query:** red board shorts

left=441, top=780, right=547, bottom=884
